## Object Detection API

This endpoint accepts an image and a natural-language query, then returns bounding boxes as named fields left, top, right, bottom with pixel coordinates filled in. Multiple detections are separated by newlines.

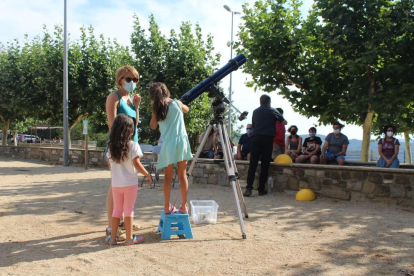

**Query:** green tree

left=238, top=0, right=414, bottom=161
left=130, top=15, right=220, bottom=149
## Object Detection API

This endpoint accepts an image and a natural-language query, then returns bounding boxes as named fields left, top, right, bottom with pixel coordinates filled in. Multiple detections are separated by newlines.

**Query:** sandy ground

left=0, top=157, right=414, bottom=276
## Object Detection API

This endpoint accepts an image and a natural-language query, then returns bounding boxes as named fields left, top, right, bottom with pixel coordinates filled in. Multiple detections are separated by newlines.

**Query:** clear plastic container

left=190, top=200, right=219, bottom=224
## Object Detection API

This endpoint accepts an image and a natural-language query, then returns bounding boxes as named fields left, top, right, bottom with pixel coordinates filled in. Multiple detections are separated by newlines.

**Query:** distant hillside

left=294, top=134, right=414, bottom=150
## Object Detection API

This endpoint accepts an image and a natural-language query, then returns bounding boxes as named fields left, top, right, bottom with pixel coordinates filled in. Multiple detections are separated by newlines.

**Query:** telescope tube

left=180, top=54, right=246, bottom=105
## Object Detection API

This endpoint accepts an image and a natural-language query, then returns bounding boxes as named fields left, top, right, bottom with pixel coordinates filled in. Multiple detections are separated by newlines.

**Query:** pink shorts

left=112, top=185, right=138, bottom=218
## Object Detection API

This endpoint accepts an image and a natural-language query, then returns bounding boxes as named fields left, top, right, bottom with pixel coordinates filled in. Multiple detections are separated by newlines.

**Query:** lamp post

left=63, top=0, right=69, bottom=166
left=223, top=5, right=241, bottom=137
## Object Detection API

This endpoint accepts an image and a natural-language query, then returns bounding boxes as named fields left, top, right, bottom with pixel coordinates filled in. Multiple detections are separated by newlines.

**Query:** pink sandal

left=165, top=204, right=176, bottom=214
left=124, top=234, right=144, bottom=246
left=178, top=204, right=188, bottom=214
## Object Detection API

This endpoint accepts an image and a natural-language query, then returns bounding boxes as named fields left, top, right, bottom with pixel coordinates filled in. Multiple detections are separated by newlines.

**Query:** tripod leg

left=187, top=124, right=214, bottom=177
left=217, top=124, right=247, bottom=239
left=235, top=179, right=249, bottom=218
left=219, top=123, right=249, bottom=219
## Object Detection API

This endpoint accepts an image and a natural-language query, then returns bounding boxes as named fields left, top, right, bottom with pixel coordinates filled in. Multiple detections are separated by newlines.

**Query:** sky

left=0, top=0, right=368, bottom=139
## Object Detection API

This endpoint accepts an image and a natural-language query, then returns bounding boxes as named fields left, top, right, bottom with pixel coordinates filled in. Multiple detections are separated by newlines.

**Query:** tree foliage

left=130, top=14, right=221, bottom=149
left=238, top=0, right=414, bottom=161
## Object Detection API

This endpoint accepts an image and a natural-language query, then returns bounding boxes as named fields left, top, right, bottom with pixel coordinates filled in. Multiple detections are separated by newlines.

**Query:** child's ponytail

left=149, top=82, right=170, bottom=122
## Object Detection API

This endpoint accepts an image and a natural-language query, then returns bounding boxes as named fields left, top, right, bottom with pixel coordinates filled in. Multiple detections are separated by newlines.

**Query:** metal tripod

left=187, top=97, right=248, bottom=239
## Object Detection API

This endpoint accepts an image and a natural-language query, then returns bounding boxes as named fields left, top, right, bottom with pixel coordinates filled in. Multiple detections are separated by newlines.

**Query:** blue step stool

left=157, top=210, right=193, bottom=240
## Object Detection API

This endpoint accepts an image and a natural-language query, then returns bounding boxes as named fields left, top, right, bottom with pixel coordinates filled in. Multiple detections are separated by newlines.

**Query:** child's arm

left=150, top=112, right=158, bottom=130
left=132, top=157, right=152, bottom=184
left=176, top=100, right=189, bottom=114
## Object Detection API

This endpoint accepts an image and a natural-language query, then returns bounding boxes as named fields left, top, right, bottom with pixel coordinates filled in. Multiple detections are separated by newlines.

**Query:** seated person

left=213, top=127, right=235, bottom=159
left=295, top=127, right=322, bottom=164
left=376, top=125, right=400, bottom=168
left=235, top=124, right=253, bottom=160
left=320, top=122, right=349, bottom=165
left=285, top=125, right=302, bottom=162
left=198, top=127, right=215, bottom=159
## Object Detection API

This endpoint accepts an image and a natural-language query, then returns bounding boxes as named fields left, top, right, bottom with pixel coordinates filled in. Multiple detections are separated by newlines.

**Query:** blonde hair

left=115, top=66, right=139, bottom=86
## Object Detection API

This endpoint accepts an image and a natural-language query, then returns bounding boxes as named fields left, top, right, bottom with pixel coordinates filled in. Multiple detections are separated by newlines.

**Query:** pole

left=227, top=12, right=234, bottom=137
left=85, top=134, right=88, bottom=169
left=63, top=0, right=69, bottom=166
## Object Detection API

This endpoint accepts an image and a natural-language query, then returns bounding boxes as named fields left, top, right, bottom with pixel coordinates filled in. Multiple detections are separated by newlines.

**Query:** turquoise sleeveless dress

left=114, top=91, right=138, bottom=142
left=158, top=99, right=192, bottom=169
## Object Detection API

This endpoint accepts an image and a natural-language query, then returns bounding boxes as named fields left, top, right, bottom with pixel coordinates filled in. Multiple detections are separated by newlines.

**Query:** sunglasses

left=123, top=77, right=139, bottom=83
left=246, top=128, right=252, bottom=130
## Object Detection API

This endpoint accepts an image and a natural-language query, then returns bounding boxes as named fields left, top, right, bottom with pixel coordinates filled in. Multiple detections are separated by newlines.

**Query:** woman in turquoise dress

left=149, top=82, right=192, bottom=214
left=105, top=65, right=141, bottom=238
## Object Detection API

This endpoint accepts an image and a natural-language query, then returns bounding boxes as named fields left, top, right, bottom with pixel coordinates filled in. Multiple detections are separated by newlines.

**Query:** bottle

left=268, top=176, right=274, bottom=196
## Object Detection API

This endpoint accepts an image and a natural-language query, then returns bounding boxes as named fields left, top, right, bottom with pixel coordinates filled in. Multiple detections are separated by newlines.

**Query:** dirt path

left=0, top=157, right=413, bottom=276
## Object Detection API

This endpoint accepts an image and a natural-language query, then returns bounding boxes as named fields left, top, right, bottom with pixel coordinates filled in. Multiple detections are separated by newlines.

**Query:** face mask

left=386, top=131, right=393, bottom=137
left=291, top=130, right=297, bottom=135
left=333, top=129, right=340, bottom=134
left=246, top=129, right=252, bottom=135
left=309, top=133, right=315, bottom=137
left=124, top=80, right=136, bottom=93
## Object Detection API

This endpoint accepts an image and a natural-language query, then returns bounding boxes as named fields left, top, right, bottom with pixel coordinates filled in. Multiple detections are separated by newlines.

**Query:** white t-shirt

left=106, top=141, right=143, bottom=187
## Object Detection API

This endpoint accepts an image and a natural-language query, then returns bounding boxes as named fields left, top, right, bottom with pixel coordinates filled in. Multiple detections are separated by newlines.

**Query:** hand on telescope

left=133, top=94, right=142, bottom=108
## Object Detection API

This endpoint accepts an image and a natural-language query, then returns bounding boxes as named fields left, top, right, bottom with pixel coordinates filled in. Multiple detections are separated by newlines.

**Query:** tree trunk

left=2, top=119, right=10, bottom=146
left=404, top=131, right=411, bottom=164
left=361, top=111, right=374, bottom=162
left=361, top=66, right=375, bottom=162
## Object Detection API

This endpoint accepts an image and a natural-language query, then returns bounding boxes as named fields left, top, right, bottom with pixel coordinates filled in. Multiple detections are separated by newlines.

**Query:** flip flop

left=178, top=204, right=188, bottom=214
left=165, top=204, right=176, bottom=214
left=105, top=235, right=117, bottom=246
left=124, top=234, right=144, bottom=246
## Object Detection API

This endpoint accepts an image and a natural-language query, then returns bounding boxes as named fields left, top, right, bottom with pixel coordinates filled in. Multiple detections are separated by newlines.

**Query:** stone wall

left=1, top=145, right=413, bottom=208
left=189, top=160, right=414, bottom=208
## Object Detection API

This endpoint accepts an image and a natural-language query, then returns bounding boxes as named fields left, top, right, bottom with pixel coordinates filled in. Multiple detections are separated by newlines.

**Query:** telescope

left=180, top=54, right=248, bottom=120
left=180, top=54, right=246, bottom=104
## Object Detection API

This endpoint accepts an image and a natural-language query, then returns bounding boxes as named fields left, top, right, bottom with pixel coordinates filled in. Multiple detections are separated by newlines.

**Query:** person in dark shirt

left=244, top=95, right=287, bottom=197
left=295, top=127, right=322, bottom=164
left=235, top=124, right=253, bottom=160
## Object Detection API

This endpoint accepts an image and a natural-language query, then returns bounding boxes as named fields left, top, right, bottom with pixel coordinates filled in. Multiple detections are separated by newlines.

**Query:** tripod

left=187, top=94, right=248, bottom=239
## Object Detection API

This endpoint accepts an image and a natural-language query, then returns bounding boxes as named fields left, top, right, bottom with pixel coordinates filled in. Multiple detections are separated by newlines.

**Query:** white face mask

left=386, top=131, right=393, bottom=137
left=333, top=129, right=340, bottom=134
left=124, top=80, right=136, bottom=93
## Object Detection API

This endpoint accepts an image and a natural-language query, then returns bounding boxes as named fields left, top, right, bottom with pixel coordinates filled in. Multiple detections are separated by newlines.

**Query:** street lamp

left=223, top=5, right=241, bottom=137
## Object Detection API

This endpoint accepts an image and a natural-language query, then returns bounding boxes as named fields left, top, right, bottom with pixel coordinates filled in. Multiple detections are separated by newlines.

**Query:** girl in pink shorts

left=106, top=114, right=151, bottom=245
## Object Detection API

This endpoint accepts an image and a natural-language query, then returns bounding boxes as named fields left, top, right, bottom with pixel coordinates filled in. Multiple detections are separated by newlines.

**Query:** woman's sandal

left=164, top=204, right=176, bottom=214
left=124, top=234, right=144, bottom=246
left=178, top=204, right=188, bottom=214
left=105, top=235, right=118, bottom=246
left=105, top=227, right=125, bottom=242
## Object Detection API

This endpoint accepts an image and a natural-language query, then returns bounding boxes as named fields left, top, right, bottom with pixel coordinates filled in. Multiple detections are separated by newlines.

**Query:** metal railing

left=346, top=149, right=412, bottom=163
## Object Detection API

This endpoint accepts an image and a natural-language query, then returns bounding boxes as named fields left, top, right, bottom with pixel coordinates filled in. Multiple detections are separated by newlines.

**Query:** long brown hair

left=149, top=82, right=170, bottom=122
left=108, top=114, right=135, bottom=163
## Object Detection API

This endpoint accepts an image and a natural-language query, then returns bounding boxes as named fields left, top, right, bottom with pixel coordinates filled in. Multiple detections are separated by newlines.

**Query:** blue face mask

left=246, top=129, right=252, bottom=135
left=309, top=133, right=315, bottom=137
left=124, top=80, right=136, bottom=93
